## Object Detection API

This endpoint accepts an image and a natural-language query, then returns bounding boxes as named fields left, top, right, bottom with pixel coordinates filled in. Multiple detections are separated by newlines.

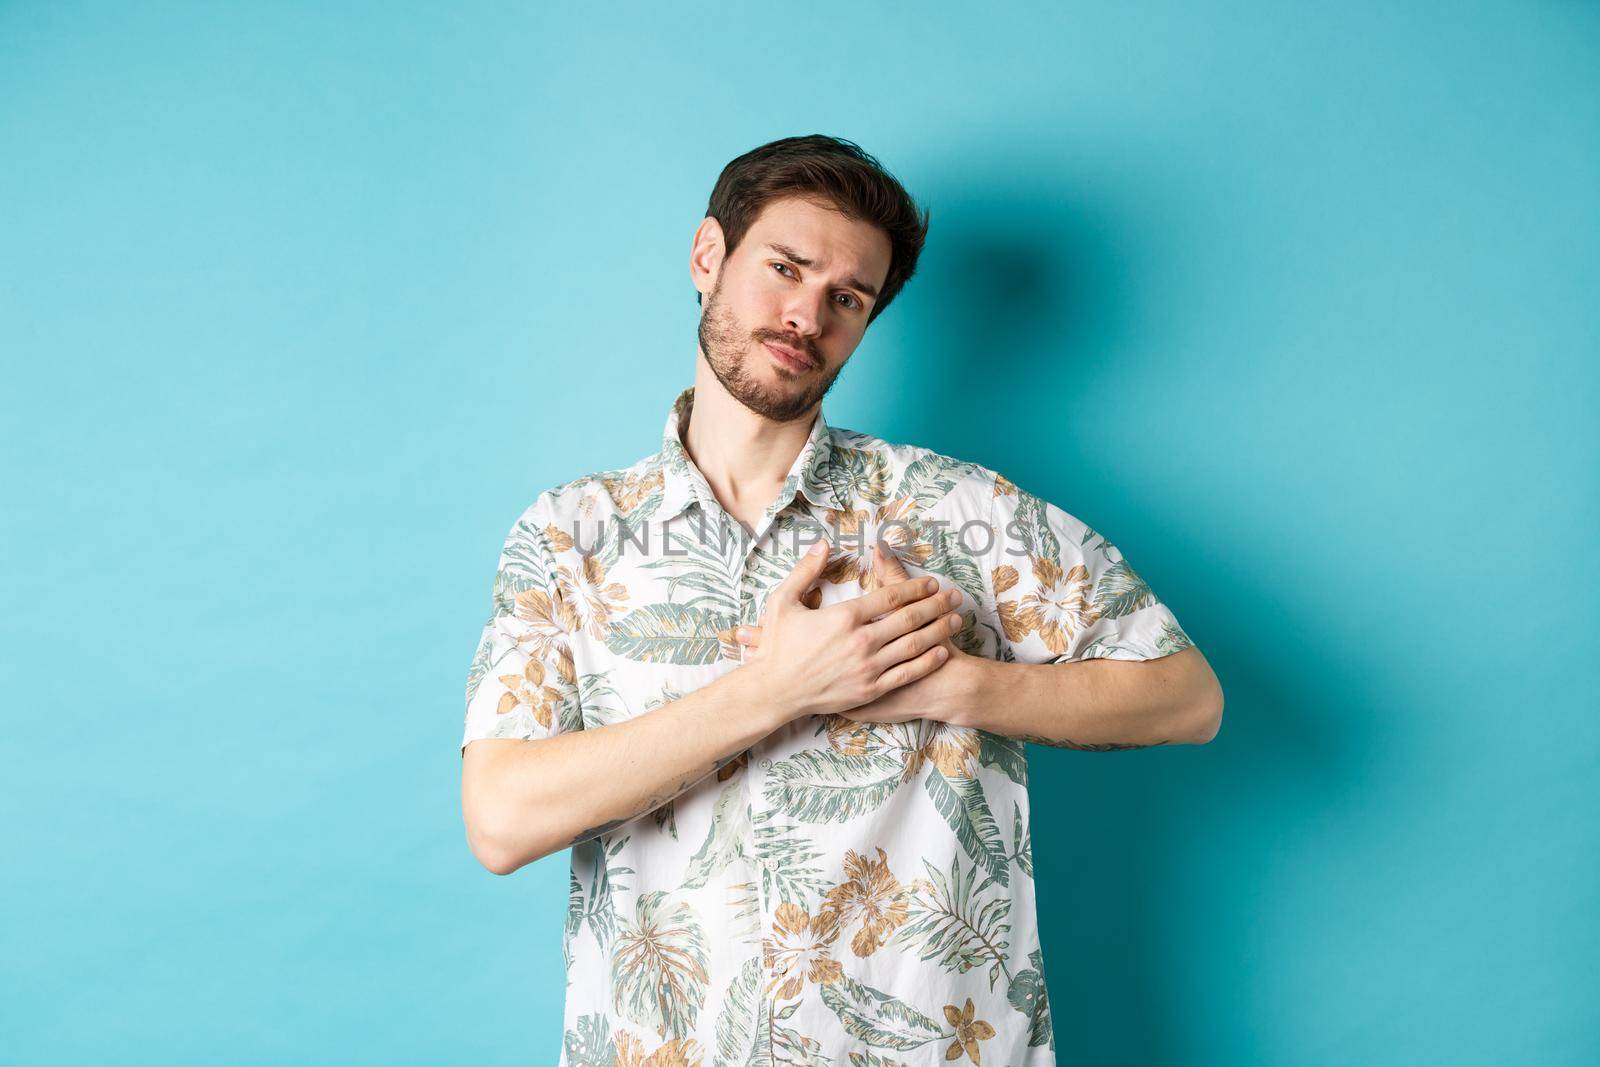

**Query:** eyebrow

left=765, top=242, right=881, bottom=302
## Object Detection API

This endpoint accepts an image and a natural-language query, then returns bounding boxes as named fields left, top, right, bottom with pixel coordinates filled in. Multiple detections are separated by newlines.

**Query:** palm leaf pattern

left=891, top=854, right=1013, bottom=990
left=819, top=973, right=950, bottom=1051
left=611, top=890, right=711, bottom=1040
left=464, top=386, right=1196, bottom=1062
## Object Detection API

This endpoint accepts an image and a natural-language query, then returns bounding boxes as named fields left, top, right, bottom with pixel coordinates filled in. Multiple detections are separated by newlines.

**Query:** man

left=460, top=134, right=1223, bottom=1066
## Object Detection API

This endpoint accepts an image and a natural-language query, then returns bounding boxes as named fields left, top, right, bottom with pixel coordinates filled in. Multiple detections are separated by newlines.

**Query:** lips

left=763, top=341, right=813, bottom=371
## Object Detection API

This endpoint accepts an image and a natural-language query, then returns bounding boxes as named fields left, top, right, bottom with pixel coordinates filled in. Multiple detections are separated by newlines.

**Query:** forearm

left=948, top=647, right=1220, bottom=749
left=467, top=666, right=787, bottom=873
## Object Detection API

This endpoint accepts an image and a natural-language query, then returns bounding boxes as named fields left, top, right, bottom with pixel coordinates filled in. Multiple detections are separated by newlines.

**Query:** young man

left=460, top=134, right=1223, bottom=1066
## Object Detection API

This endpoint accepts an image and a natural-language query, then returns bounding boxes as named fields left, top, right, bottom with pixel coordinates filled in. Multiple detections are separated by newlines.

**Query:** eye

left=834, top=293, right=861, bottom=311
left=771, top=262, right=796, bottom=278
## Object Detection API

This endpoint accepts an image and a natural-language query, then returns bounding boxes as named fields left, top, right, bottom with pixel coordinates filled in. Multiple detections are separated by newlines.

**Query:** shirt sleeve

left=984, top=471, right=1193, bottom=664
left=461, top=503, right=584, bottom=754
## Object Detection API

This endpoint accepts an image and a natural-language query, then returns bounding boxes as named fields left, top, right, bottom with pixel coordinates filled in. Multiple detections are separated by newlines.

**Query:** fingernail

left=810, top=540, right=827, bottom=555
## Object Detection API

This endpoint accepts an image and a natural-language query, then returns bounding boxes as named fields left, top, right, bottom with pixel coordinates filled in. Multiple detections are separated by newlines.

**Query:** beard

left=696, top=275, right=843, bottom=424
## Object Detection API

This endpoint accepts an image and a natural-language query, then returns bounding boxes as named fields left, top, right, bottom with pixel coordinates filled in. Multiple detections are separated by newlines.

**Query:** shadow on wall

left=880, top=177, right=1362, bottom=1062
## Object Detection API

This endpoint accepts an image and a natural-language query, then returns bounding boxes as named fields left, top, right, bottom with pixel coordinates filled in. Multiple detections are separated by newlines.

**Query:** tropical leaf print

left=570, top=834, right=634, bottom=952
left=611, top=890, right=711, bottom=1040
left=763, top=749, right=907, bottom=824
left=498, top=515, right=561, bottom=587
left=922, top=771, right=1010, bottom=889
left=977, top=732, right=1028, bottom=786
left=1023, top=488, right=1062, bottom=562
left=892, top=854, right=1013, bottom=990
left=1089, top=558, right=1155, bottom=619
left=770, top=1021, right=830, bottom=1066
left=1007, top=947, right=1055, bottom=1049
left=894, top=452, right=979, bottom=514
left=829, top=445, right=893, bottom=504
left=642, top=516, right=745, bottom=618
left=460, top=388, right=1203, bottom=1063
left=563, top=1012, right=617, bottom=1067
left=565, top=866, right=585, bottom=969
left=712, top=957, right=770, bottom=1067
left=818, top=973, right=948, bottom=1051
left=604, top=602, right=735, bottom=665
left=1010, top=800, right=1034, bottom=880
left=682, top=778, right=751, bottom=890
left=752, top=809, right=828, bottom=905
left=1157, top=619, right=1194, bottom=655
left=917, top=522, right=987, bottom=610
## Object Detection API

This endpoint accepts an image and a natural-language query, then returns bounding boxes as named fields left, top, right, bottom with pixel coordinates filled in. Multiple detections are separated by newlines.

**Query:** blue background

left=3, top=3, right=1595, bottom=1063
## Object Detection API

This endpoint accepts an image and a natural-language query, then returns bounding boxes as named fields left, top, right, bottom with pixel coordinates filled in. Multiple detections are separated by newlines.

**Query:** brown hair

left=700, top=134, right=930, bottom=325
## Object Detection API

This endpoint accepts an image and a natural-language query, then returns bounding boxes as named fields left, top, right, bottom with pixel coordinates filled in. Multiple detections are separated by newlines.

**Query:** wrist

left=728, top=659, right=807, bottom=728
left=943, top=651, right=996, bottom=729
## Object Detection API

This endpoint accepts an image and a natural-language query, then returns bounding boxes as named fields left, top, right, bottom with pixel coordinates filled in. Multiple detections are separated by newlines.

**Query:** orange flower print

left=822, top=713, right=874, bottom=757
left=942, top=997, right=996, bottom=1064
left=600, top=466, right=665, bottom=514
left=993, top=555, right=1096, bottom=655
left=615, top=1031, right=703, bottom=1067
left=511, top=586, right=577, bottom=684
left=820, top=496, right=936, bottom=592
left=495, top=657, right=562, bottom=729
left=915, top=721, right=982, bottom=780
left=819, top=847, right=912, bottom=957
left=557, top=554, right=630, bottom=641
left=761, top=900, right=843, bottom=1000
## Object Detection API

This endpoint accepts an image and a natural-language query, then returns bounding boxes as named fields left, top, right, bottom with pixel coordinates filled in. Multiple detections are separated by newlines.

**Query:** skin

left=461, top=195, right=947, bottom=875
left=461, top=193, right=1223, bottom=876
left=736, top=543, right=1224, bottom=751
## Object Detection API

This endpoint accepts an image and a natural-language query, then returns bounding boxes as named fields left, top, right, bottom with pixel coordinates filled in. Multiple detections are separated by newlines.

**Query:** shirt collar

left=655, top=385, right=844, bottom=522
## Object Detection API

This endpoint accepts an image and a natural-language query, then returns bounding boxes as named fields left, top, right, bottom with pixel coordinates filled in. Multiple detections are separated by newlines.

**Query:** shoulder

left=837, top=425, right=1106, bottom=553
left=826, top=425, right=1008, bottom=521
left=501, top=448, right=662, bottom=548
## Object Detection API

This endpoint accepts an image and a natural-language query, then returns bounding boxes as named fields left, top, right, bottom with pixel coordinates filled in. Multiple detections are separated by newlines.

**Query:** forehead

left=742, top=195, right=892, bottom=289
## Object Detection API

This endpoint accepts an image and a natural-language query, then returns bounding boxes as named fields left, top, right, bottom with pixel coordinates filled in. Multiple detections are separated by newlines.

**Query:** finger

left=773, top=538, right=833, bottom=606
left=864, top=582, right=963, bottom=648
left=846, top=573, right=942, bottom=625
left=734, top=623, right=763, bottom=646
left=872, top=607, right=963, bottom=672
left=870, top=641, right=949, bottom=699
left=873, top=541, right=913, bottom=584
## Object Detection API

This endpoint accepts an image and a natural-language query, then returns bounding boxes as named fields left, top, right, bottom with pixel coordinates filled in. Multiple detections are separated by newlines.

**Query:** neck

left=682, top=354, right=817, bottom=519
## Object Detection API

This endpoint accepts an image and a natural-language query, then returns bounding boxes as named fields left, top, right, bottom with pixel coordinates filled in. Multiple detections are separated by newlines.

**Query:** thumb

left=873, top=541, right=913, bottom=583
left=775, top=538, right=832, bottom=605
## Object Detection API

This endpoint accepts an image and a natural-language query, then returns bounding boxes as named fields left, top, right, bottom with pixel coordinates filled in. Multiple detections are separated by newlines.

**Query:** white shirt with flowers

left=463, top=385, right=1192, bottom=1066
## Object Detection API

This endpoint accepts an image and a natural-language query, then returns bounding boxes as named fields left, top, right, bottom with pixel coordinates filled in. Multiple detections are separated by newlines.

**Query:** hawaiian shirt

left=462, top=385, right=1193, bottom=1066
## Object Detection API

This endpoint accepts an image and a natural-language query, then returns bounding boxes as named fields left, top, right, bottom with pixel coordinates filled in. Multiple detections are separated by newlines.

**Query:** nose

left=780, top=290, right=824, bottom=341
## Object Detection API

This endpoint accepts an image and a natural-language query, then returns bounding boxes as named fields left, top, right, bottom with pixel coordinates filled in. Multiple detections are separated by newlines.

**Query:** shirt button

left=758, top=758, right=772, bottom=769
left=762, top=857, right=778, bottom=871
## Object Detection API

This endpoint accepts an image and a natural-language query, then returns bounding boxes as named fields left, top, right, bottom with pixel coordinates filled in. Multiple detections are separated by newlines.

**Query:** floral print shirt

left=462, top=385, right=1193, bottom=1066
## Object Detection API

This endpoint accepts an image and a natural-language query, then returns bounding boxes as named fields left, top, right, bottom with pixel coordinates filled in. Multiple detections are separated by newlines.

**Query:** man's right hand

left=741, top=538, right=962, bottom=722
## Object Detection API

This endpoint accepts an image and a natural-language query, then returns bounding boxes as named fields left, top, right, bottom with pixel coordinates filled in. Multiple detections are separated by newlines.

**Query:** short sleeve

left=984, top=472, right=1193, bottom=664
left=461, top=503, right=584, bottom=754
